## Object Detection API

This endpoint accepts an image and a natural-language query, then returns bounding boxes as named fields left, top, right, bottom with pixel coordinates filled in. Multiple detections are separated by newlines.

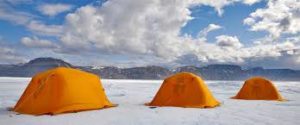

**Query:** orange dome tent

left=147, top=72, right=220, bottom=108
left=232, top=77, right=284, bottom=101
left=13, top=67, right=115, bottom=115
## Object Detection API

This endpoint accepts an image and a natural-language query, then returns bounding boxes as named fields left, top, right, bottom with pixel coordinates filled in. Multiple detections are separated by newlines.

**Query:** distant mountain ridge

left=0, top=57, right=299, bottom=81
left=0, top=58, right=72, bottom=77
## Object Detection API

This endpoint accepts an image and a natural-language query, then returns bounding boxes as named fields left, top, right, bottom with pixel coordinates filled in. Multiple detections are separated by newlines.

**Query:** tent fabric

left=232, top=77, right=284, bottom=101
left=147, top=72, right=220, bottom=108
left=13, top=67, right=115, bottom=115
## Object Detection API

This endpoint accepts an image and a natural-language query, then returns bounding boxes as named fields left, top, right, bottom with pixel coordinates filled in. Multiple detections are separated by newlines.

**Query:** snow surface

left=0, top=77, right=299, bottom=125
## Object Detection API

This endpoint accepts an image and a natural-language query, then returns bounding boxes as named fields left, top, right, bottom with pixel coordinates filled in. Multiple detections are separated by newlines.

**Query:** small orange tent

left=232, top=77, right=284, bottom=101
left=13, top=67, right=115, bottom=115
left=147, top=72, right=220, bottom=108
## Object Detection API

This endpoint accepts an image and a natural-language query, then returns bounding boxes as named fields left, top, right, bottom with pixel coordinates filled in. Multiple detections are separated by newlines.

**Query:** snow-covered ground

left=0, top=77, right=299, bottom=125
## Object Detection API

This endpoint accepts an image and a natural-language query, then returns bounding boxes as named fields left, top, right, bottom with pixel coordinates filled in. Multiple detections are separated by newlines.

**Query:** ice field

left=0, top=77, right=299, bottom=125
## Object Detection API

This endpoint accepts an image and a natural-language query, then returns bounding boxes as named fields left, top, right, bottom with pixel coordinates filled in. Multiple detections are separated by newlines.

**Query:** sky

left=0, top=0, right=299, bottom=69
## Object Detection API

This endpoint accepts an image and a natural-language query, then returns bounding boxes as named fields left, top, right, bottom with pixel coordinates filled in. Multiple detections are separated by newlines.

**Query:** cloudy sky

left=0, top=0, right=299, bottom=69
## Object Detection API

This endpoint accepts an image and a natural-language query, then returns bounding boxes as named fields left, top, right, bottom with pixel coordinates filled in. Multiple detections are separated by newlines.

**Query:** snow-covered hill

left=0, top=77, right=299, bottom=125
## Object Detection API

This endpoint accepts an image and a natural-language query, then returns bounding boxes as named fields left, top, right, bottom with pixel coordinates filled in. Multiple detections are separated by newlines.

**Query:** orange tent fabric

left=232, top=77, right=284, bottom=101
left=147, top=72, right=220, bottom=108
left=13, top=67, right=115, bottom=115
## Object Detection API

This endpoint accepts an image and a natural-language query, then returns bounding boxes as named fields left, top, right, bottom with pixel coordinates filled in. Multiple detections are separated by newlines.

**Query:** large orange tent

left=147, top=72, right=220, bottom=108
left=232, top=77, right=284, bottom=101
left=13, top=67, right=115, bottom=115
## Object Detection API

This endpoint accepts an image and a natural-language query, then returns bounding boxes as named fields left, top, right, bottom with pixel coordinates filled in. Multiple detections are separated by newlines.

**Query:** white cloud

left=55, top=0, right=300, bottom=68
left=0, top=39, right=24, bottom=64
left=60, top=0, right=266, bottom=56
left=195, top=0, right=249, bottom=16
left=21, top=36, right=58, bottom=48
left=61, top=1, right=192, bottom=59
left=0, top=1, right=34, bottom=25
left=1, top=0, right=299, bottom=69
left=37, top=3, right=73, bottom=16
left=243, top=0, right=261, bottom=5
left=3, top=0, right=32, bottom=5
left=198, top=24, right=222, bottom=38
left=0, top=47, right=23, bottom=63
left=247, top=41, right=296, bottom=58
left=0, top=1, right=66, bottom=41
left=59, top=0, right=249, bottom=58
left=192, top=0, right=261, bottom=16
left=244, top=0, right=300, bottom=39
left=0, top=1, right=65, bottom=37
left=243, top=17, right=255, bottom=25
left=27, top=21, right=63, bottom=37
left=184, top=38, right=245, bottom=64
left=185, top=36, right=299, bottom=66
left=216, top=35, right=243, bottom=48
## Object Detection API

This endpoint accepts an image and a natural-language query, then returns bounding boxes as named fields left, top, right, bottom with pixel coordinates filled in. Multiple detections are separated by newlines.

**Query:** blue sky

left=0, top=0, right=299, bottom=69
left=1, top=0, right=266, bottom=44
left=181, top=2, right=267, bottom=44
left=0, top=0, right=101, bottom=42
